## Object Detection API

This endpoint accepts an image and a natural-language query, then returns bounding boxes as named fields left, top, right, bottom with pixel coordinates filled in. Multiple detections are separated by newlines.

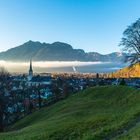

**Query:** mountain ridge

left=0, top=41, right=126, bottom=62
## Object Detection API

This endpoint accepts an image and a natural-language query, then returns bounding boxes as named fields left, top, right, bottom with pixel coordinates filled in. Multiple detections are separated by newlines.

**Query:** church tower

left=28, top=60, right=33, bottom=81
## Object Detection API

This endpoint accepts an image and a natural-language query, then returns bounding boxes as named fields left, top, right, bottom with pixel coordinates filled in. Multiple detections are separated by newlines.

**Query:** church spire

left=28, top=59, right=33, bottom=81
left=30, top=59, right=32, bottom=71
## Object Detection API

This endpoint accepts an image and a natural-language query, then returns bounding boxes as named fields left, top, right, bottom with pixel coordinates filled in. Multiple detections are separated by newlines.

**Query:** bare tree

left=0, top=67, right=10, bottom=132
left=120, top=18, right=140, bottom=64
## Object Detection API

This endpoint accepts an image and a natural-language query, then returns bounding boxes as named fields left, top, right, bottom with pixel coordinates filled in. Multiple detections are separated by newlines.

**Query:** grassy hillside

left=115, top=124, right=140, bottom=140
left=108, top=62, right=140, bottom=78
left=0, top=86, right=140, bottom=140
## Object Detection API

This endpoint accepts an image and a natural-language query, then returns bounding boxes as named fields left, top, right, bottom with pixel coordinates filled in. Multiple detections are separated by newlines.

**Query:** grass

left=114, top=123, right=140, bottom=140
left=0, top=86, right=140, bottom=140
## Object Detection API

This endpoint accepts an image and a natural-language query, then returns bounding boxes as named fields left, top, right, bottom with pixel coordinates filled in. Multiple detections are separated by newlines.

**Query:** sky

left=0, top=0, right=140, bottom=54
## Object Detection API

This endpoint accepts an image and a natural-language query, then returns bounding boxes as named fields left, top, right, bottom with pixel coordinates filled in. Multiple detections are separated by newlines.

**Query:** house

left=28, top=75, right=52, bottom=86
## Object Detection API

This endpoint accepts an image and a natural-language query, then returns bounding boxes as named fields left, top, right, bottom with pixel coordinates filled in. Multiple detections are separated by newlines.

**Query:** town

left=0, top=60, right=140, bottom=130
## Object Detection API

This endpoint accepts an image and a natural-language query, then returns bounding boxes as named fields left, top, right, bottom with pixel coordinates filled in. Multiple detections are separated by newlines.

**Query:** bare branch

left=120, top=18, right=140, bottom=64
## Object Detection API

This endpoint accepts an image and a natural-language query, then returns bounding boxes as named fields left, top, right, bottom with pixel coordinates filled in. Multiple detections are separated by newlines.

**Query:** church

left=27, top=60, right=52, bottom=86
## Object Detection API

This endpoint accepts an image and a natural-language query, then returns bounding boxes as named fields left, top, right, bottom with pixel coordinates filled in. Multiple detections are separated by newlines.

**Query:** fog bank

left=0, top=60, right=126, bottom=73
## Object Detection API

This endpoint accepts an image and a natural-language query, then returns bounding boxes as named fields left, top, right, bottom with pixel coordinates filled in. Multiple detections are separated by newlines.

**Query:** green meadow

left=0, top=86, right=140, bottom=140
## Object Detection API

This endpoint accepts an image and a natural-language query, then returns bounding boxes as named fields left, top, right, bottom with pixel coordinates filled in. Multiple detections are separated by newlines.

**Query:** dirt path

left=104, top=113, right=140, bottom=140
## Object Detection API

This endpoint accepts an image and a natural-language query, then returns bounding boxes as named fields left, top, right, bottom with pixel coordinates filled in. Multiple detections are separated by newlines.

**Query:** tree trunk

left=0, top=106, right=4, bottom=132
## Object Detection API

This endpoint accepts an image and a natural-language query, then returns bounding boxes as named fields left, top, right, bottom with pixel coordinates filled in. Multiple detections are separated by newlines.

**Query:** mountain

left=0, top=41, right=126, bottom=62
left=108, top=62, right=140, bottom=78
left=87, top=52, right=126, bottom=62
left=1, top=86, right=140, bottom=140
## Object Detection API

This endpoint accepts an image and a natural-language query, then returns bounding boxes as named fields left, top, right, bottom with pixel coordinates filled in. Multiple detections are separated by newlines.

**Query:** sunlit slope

left=109, top=62, right=140, bottom=78
left=0, top=86, right=140, bottom=140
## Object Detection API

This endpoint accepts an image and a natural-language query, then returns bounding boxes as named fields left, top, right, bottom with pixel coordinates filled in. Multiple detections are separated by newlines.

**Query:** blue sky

left=0, top=0, right=140, bottom=54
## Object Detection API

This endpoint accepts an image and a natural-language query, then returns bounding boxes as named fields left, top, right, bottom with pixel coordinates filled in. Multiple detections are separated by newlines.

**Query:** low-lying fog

left=0, top=60, right=128, bottom=73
